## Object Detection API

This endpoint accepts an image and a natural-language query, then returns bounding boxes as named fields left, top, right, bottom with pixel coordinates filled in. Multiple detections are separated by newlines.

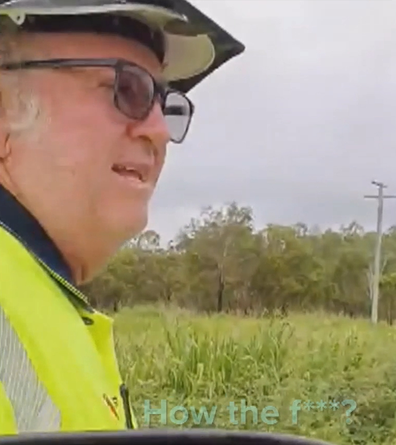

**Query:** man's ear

left=0, top=87, right=12, bottom=160
left=0, top=125, right=11, bottom=160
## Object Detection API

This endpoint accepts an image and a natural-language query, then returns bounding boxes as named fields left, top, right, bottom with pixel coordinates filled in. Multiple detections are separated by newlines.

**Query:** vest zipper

left=120, top=383, right=133, bottom=429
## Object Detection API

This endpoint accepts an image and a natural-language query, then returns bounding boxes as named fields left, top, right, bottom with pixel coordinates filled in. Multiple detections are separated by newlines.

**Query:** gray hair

left=0, top=18, right=44, bottom=138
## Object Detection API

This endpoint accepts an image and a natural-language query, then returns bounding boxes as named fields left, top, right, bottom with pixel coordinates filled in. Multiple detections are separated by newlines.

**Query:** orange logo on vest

left=103, top=393, right=120, bottom=419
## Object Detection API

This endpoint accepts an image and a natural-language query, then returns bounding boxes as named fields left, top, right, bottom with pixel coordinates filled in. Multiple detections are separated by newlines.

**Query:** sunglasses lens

left=164, top=91, right=193, bottom=143
left=116, top=64, right=193, bottom=143
left=116, top=65, right=154, bottom=119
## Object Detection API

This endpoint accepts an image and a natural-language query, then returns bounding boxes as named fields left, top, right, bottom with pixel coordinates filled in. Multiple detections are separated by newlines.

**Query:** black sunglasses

left=0, top=58, right=195, bottom=144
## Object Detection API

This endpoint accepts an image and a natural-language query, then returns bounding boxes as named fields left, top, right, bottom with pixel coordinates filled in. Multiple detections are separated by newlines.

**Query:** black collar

left=0, top=184, right=74, bottom=284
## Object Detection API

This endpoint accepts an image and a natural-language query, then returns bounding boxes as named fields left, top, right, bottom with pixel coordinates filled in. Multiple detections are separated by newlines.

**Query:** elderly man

left=0, top=0, right=244, bottom=436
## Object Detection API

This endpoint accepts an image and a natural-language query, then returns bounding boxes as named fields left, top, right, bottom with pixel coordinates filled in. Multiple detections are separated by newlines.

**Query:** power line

left=364, top=181, right=396, bottom=324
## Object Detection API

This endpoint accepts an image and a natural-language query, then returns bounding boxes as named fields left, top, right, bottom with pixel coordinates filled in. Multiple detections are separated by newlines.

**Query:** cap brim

left=114, top=5, right=217, bottom=83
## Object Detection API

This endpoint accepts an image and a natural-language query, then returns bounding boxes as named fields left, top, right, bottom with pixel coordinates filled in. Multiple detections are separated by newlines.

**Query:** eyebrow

left=61, top=65, right=113, bottom=83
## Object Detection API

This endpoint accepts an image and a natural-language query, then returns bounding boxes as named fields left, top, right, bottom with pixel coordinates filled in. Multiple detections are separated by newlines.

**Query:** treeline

left=80, top=202, right=396, bottom=323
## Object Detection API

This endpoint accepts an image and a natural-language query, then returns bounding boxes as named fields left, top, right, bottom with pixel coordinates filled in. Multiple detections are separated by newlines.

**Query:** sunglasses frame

left=0, top=57, right=195, bottom=143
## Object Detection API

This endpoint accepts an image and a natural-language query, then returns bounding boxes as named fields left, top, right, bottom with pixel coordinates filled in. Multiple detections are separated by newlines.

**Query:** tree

left=80, top=202, right=396, bottom=323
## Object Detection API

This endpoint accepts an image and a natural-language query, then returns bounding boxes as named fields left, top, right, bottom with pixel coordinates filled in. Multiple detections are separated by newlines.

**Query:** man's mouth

left=112, top=164, right=145, bottom=182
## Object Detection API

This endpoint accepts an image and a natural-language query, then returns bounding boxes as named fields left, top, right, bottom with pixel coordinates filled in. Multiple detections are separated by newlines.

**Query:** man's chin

left=119, top=210, right=148, bottom=239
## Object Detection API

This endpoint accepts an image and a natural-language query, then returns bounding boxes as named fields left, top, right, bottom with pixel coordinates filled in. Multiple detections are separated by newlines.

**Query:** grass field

left=113, top=305, right=396, bottom=445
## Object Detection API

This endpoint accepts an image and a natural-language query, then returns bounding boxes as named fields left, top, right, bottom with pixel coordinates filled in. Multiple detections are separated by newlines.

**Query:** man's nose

left=127, top=102, right=171, bottom=148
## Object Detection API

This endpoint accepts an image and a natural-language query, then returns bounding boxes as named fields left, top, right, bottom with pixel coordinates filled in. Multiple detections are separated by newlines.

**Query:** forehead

left=20, top=32, right=164, bottom=80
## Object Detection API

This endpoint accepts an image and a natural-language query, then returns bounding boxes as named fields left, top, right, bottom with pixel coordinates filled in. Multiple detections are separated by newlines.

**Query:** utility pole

left=364, top=181, right=396, bottom=324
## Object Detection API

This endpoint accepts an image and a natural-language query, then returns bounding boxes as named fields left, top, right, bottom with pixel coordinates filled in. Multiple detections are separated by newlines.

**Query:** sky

left=146, top=0, right=396, bottom=243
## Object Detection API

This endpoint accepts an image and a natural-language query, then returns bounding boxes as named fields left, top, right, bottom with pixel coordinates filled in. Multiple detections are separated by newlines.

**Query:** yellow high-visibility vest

left=0, top=224, right=138, bottom=434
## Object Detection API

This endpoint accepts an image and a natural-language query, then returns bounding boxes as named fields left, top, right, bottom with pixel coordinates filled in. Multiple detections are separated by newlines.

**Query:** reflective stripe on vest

left=0, top=304, right=61, bottom=432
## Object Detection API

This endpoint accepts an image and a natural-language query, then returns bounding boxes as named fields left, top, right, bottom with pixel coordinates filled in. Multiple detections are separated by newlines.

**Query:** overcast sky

left=147, top=0, right=396, bottom=243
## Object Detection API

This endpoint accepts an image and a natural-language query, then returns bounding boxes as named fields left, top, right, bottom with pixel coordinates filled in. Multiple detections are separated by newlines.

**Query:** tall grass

left=113, top=305, right=396, bottom=444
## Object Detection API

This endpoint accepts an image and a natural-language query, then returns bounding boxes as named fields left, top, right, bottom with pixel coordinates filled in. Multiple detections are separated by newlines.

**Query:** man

left=0, top=0, right=244, bottom=435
